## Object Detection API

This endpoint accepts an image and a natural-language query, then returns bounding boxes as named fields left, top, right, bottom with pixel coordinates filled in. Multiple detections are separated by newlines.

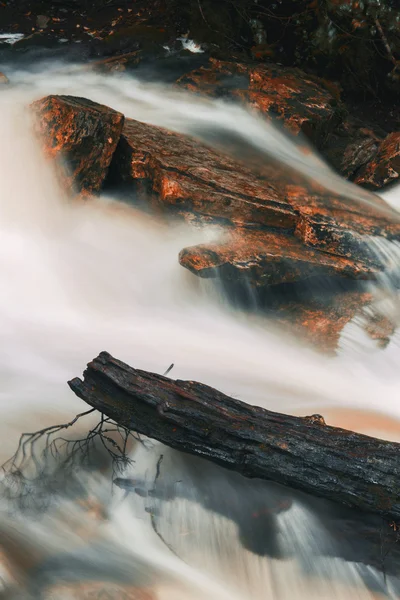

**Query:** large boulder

left=109, top=118, right=297, bottom=229
left=177, top=58, right=343, bottom=146
left=31, top=95, right=124, bottom=197
left=31, top=93, right=399, bottom=351
left=110, top=116, right=400, bottom=269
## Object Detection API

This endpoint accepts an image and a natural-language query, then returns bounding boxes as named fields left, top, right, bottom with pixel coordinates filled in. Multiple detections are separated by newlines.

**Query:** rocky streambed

left=26, top=58, right=400, bottom=352
left=2, top=0, right=400, bottom=355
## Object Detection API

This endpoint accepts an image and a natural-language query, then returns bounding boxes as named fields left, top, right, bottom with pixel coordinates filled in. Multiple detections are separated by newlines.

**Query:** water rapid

left=0, top=61, right=400, bottom=599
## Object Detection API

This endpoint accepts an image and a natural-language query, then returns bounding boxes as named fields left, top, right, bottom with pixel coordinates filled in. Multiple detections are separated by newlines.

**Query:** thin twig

left=0, top=408, right=138, bottom=514
left=148, top=454, right=182, bottom=558
left=197, top=0, right=208, bottom=25
left=375, top=17, right=397, bottom=67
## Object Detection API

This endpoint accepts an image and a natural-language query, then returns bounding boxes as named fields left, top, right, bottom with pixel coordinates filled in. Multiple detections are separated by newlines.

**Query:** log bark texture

left=69, top=351, right=400, bottom=523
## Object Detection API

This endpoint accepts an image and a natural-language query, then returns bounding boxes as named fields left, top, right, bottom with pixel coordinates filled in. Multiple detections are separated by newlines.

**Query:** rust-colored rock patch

left=31, top=95, right=124, bottom=197
left=355, top=132, right=400, bottom=189
left=179, top=228, right=378, bottom=286
left=177, top=58, right=342, bottom=145
left=110, top=118, right=296, bottom=229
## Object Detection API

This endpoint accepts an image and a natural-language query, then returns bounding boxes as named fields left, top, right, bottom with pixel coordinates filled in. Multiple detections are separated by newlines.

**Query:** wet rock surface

left=275, top=291, right=395, bottom=353
left=109, top=118, right=296, bottom=229
left=322, top=118, right=384, bottom=181
left=32, top=73, right=400, bottom=349
left=108, top=112, right=400, bottom=264
left=178, top=228, right=378, bottom=287
left=177, top=58, right=342, bottom=146
left=31, top=95, right=124, bottom=196
left=355, top=132, right=400, bottom=190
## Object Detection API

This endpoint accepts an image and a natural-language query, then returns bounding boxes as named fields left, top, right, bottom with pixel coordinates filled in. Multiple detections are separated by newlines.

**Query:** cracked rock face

left=31, top=95, right=124, bottom=197
left=355, top=132, right=400, bottom=189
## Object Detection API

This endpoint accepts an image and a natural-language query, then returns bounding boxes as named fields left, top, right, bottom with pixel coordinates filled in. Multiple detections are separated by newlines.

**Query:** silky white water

left=0, top=61, right=399, bottom=598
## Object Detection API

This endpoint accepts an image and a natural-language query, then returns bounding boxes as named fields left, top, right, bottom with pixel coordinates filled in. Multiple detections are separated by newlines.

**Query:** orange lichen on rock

left=109, top=117, right=297, bottom=229
left=31, top=95, right=124, bottom=196
left=177, top=58, right=341, bottom=144
left=355, top=132, right=400, bottom=189
left=178, top=228, right=378, bottom=286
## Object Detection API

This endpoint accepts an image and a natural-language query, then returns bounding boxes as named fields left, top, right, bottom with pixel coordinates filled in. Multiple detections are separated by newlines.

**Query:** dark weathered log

left=69, top=351, right=400, bottom=523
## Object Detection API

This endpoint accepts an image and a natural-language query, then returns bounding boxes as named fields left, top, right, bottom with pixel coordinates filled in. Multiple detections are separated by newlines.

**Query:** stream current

left=0, top=61, right=399, bottom=599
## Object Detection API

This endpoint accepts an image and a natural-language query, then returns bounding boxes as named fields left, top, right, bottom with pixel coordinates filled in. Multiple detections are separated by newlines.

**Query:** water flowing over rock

left=31, top=95, right=124, bottom=197
left=179, top=229, right=378, bottom=286
left=276, top=291, right=395, bottom=353
left=32, top=93, right=400, bottom=350
left=177, top=58, right=342, bottom=146
left=109, top=117, right=296, bottom=229
left=109, top=113, right=400, bottom=265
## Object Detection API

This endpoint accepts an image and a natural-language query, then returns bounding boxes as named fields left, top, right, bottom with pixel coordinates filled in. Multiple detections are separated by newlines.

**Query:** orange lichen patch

left=109, top=118, right=296, bottom=228
left=250, top=44, right=275, bottom=60
left=31, top=95, right=124, bottom=196
left=277, top=441, right=289, bottom=450
left=179, top=229, right=378, bottom=287
left=177, top=58, right=341, bottom=145
left=276, top=291, right=376, bottom=353
left=355, top=132, right=400, bottom=189
left=283, top=177, right=400, bottom=259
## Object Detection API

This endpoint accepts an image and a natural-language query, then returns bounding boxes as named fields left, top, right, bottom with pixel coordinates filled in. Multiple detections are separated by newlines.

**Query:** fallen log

left=69, top=351, right=400, bottom=524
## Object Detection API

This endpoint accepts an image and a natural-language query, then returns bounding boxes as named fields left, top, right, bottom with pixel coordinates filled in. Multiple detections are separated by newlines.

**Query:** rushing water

left=0, top=60, right=400, bottom=598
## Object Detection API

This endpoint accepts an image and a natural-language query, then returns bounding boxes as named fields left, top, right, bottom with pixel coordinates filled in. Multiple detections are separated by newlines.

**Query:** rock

left=90, top=47, right=209, bottom=83
left=108, top=115, right=400, bottom=267
left=322, top=118, right=383, bottom=180
left=90, top=51, right=142, bottom=73
left=355, top=132, right=400, bottom=189
left=0, top=72, right=9, bottom=85
left=278, top=292, right=396, bottom=353
left=177, top=58, right=343, bottom=146
left=31, top=95, right=124, bottom=197
left=286, top=182, right=400, bottom=266
left=12, top=33, right=59, bottom=52
left=275, top=291, right=373, bottom=353
left=109, top=118, right=297, bottom=229
left=179, top=228, right=378, bottom=287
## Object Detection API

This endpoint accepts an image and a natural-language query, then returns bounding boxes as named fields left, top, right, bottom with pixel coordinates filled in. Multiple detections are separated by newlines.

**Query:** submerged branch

left=0, top=406, right=139, bottom=513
